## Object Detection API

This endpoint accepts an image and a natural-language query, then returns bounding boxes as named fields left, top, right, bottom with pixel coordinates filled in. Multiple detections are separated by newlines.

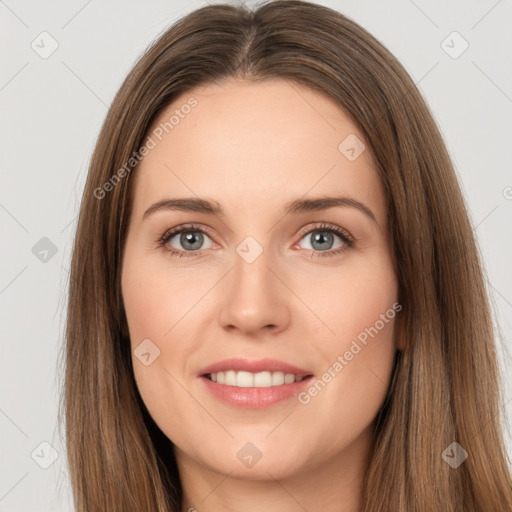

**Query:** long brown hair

left=60, top=1, right=512, bottom=510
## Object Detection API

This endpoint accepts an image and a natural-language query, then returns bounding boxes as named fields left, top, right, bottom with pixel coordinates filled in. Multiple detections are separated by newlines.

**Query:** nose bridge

left=218, top=236, right=289, bottom=333
left=233, top=242, right=272, bottom=298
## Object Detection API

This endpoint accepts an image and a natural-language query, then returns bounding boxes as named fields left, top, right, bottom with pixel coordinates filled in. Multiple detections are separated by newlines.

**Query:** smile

left=206, top=370, right=306, bottom=387
left=198, top=358, right=314, bottom=408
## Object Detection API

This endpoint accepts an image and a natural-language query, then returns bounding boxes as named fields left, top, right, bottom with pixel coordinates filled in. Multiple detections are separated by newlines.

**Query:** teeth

left=208, top=370, right=306, bottom=387
left=237, top=371, right=255, bottom=387
left=272, top=371, right=284, bottom=386
left=284, top=373, right=295, bottom=384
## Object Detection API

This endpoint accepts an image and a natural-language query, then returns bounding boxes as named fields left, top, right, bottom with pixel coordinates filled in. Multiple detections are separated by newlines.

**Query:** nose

left=218, top=247, right=291, bottom=337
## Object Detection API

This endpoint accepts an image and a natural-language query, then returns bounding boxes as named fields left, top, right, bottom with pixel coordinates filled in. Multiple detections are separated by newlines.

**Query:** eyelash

left=157, top=222, right=355, bottom=259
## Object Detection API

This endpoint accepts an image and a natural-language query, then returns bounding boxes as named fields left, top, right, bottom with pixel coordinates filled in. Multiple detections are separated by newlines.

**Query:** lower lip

left=200, top=376, right=313, bottom=408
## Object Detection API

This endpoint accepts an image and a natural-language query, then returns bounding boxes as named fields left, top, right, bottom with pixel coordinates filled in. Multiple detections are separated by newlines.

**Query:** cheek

left=122, top=250, right=205, bottom=349
left=291, top=256, right=399, bottom=429
left=121, top=253, right=212, bottom=436
left=122, top=251, right=189, bottom=425
left=289, top=307, right=398, bottom=471
left=293, top=251, right=398, bottom=351
left=124, top=278, right=197, bottom=443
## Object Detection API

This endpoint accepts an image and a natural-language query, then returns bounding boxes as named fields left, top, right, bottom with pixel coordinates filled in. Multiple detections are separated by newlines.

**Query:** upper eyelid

left=297, top=222, right=351, bottom=240
left=161, top=223, right=213, bottom=239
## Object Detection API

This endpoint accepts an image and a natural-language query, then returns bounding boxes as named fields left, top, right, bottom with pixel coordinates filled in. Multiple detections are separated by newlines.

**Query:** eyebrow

left=142, top=196, right=377, bottom=223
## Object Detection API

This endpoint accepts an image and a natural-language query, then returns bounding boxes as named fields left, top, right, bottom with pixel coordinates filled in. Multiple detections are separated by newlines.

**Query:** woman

left=62, top=1, right=512, bottom=510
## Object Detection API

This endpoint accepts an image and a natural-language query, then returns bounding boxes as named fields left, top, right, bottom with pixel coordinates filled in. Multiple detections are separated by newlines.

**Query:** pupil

left=182, top=231, right=203, bottom=250
left=312, top=231, right=333, bottom=250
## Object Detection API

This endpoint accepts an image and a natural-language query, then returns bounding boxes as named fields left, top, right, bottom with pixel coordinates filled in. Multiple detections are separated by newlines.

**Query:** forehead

left=131, top=78, right=386, bottom=227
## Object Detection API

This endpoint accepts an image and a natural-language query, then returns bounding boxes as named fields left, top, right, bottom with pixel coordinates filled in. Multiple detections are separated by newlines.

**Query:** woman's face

left=121, top=78, right=399, bottom=481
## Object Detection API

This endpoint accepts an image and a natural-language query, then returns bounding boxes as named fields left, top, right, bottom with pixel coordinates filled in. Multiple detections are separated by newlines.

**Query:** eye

left=158, top=223, right=215, bottom=258
left=157, top=222, right=354, bottom=259
left=295, top=222, right=354, bottom=258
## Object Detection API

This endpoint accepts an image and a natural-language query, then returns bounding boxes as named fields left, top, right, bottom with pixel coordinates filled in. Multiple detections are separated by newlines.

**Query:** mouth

left=198, top=358, right=314, bottom=408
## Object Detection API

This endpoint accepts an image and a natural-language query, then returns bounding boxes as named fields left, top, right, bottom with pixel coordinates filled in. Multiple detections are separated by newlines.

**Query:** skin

left=121, top=78, right=399, bottom=512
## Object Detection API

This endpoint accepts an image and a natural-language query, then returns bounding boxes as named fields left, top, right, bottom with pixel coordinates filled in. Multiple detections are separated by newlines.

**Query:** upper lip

left=198, top=358, right=312, bottom=377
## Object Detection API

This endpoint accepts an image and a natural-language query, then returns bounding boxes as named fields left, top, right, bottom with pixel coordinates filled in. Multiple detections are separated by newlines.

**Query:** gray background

left=1, top=0, right=511, bottom=510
